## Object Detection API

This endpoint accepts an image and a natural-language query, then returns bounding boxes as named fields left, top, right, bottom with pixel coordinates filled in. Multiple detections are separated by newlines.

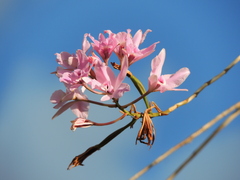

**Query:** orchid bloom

left=148, top=48, right=190, bottom=93
left=50, top=89, right=90, bottom=123
left=83, top=56, right=130, bottom=101
left=87, top=32, right=118, bottom=64
left=106, top=29, right=159, bottom=65
left=56, top=49, right=92, bottom=90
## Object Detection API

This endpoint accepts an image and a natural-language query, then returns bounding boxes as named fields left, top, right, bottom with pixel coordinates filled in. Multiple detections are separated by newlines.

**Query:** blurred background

left=0, top=0, right=240, bottom=179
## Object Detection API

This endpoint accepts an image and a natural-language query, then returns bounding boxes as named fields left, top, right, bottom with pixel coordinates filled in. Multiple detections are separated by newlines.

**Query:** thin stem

left=167, top=108, right=240, bottom=180
left=129, top=102, right=240, bottom=180
left=162, top=55, right=240, bottom=115
left=92, top=113, right=127, bottom=126
left=76, top=98, right=116, bottom=108
left=122, top=90, right=151, bottom=109
left=128, top=72, right=150, bottom=109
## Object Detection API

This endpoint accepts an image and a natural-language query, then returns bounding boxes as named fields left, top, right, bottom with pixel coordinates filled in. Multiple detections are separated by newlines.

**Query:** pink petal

left=114, top=55, right=128, bottom=89
left=56, top=52, right=77, bottom=69
left=50, top=90, right=66, bottom=104
left=132, top=29, right=142, bottom=47
left=82, top=33, right=91, bottom=53
left=158, top=68, right=190, bottom=93
left=165, top=67, right=190, bottom=88
left=150, top=48, right=166, bottom=76
left=70, top=101, right=89, bottom=119
left=52, top=101, right=76, bottom=119
left=100, top=95, right=111, bottom=101
left=148, top=74, right=159, bottom=92
left=112, top=83, right=130, bottom=100
left=141, top=29, right=152, bottom=44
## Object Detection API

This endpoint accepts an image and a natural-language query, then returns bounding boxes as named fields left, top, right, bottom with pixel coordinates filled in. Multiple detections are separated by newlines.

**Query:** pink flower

left=87, top=32, right=118, bottom=63
left=148, top=48, right=190, bottom=92
left=56, top=50, right=93, bottom=90
left=83, top=56, right=130, bottom=101
left=50, top=89, right=89, bottom=120
left=106, top=29, right=159, bottom=65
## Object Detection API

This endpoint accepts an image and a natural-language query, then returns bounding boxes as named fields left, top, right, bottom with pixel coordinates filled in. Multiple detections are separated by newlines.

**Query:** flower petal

left=165, top=67, right=190, bottom=89
left=150, top=48, right=166, bottom=76
left=148, top=74, right=159, bottom=92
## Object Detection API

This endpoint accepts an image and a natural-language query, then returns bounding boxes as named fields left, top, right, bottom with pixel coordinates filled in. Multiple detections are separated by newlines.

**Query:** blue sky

left=0, top=0, right=240, bottom=180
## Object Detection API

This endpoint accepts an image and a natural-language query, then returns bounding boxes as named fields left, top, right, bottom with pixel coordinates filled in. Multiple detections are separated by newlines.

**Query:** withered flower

left=136, top=108, right=156, bottom=147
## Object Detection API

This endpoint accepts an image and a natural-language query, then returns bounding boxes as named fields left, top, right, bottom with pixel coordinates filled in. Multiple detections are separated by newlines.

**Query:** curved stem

left=92, top=113, right=127, bottom=126
left=76, top=98, right=116, bottom=108
left=121, top=90, right=151, bottom=109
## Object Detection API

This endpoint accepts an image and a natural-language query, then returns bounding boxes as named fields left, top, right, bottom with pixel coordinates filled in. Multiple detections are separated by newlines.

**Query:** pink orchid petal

left=82, top=77, right=102, bottom=89
left=94, top=63, right=115, bottom=87
left=56, top=52, right=78, bottom=69
left=148, top=74, right=159, bottom=92
left=76, top=49, right=89, bottom=69
left=112, top=83, right=130, bottom=100
left=70, top=101, right=89, bottom=119
left=150, top=48, right=165, bottom=76
left=165, top=67, right=190, bottom=89
left=132, top=29, right=142, bottom=47
left=100, top=95, right=111, bottom=101
left=52, top=101, right=76, bottom=119
left=114, top=55, right=128, bottom=89
left=141, top=29, right=152, bottom=44
left=158, top=68, right=190, bottom=93
left=82, top=33, right=91, bottom=53
left=50, top=90, right=66, bottom=104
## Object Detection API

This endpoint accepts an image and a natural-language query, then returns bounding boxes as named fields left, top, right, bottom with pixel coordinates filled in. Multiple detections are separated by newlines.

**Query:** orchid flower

left=55, top=49, right=93, bottom=91
left=50, top=88, right=89, bottom=121
left=87, top=32, right=118, bottom=64
left=83, top=56, right=130, bottom=101
left=106, top=29, right=159, bottom=65
left=148, top=48, right=190, bottom=93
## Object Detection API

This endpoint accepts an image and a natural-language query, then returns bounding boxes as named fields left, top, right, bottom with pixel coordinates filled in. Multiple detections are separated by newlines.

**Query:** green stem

left=128, top=73, right=150, bottom=109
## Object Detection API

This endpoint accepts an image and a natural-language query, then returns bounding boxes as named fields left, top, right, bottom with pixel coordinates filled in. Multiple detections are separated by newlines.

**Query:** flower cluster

left=50, top=29, right=190, bottom=144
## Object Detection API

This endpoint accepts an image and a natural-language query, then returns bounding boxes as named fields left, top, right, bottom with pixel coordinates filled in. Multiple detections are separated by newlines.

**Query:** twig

left=129, top=102, right=240, bottom=180
left=167, top=108, right=240, bottom=180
